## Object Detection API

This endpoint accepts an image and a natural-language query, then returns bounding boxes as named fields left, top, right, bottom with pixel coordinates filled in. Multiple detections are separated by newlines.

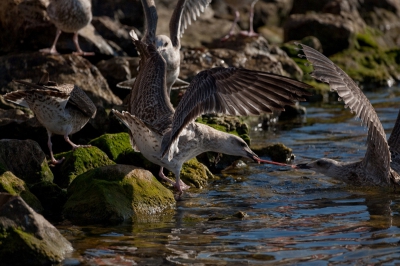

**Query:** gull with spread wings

left=118, top=0, right=211, bottom=94
left=113, top=30, right=312, bottom=196
left=296, top=44, right=400, bottom=189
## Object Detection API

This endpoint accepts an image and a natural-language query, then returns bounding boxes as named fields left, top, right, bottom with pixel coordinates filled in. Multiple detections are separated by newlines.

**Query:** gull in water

left=40, top=0, right=94, bottom=56
left=113, top=30, right=312, bottom=196
left=222, top=0, right=259, bottom=40
left=117, top=0, right=211, bottom=94
left=296, top=44, right=400, bottom=189
left=4, top=72, right=96, bottom=164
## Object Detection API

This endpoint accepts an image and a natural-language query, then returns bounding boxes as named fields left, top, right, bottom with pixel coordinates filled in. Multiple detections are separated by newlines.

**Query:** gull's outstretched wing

left=169, top=0, right=211, bottom=48
left=298, top=43, right=391, bottom=183
left=141, top=0, right=158, bottom=46
left=161, top=67, right=313, bottom=157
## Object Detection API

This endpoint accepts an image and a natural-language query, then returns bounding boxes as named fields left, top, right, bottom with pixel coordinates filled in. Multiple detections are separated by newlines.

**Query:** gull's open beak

left=296, top=163, right=311, bottom=169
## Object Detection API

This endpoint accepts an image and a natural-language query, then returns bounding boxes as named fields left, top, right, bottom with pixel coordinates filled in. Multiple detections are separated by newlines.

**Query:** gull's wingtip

left=129, top=30, right=139, bottom=41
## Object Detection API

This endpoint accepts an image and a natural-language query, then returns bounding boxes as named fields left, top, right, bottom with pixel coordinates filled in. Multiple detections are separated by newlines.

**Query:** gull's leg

left=47, top=130, right=64, bottom=164
left=40, top=29, right=62, bottom=55
left=158, top=167, right=175, bottom=185
left=240, top=0, right=259, bottom=37
left=221, top=9, right=240, bottom=41
left=173, top=170, right=190, bottom=200
left=64, top=134, right=91, bottom=150
left=72, top=32, right=95, bottom=56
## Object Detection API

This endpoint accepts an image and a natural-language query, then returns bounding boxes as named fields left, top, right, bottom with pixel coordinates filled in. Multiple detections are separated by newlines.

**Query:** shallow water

left=61, top=86, right=400, bottom=265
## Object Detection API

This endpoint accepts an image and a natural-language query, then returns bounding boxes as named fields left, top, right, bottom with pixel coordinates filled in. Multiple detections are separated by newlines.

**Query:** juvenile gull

left=40, top=0, right=94, bottom=56
left=4, top=73, right=96, bottom=165
left=222, top=0, right=259, bottom=40
left=117, top=0, right=211, bottom=94
left=296, top=44, right=400, bottom=188
left=113, top=31, right=312, bottom=195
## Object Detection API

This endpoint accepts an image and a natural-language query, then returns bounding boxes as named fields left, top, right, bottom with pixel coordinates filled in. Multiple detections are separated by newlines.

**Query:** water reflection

left=62, top=87, right=400, bottom=265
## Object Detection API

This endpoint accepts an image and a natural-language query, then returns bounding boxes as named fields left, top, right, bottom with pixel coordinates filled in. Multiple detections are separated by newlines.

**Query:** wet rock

left=53, top=146, right=116, bottom=188
left=0, top=172, right=43, bottom=213
left=89, top=132, right=133, bottom=161
left=0, top=139, right=53, bottom=185
left=252, top=143, right=294, bottom=163
left=233, top=211, right=248, bottom=218
left=91, top=0, right=143, bottom=27
left=174, top=158, right=214, bottom=189
left=0, top=53, right=121, bottom=107
left=30, top=181, right=67, bottom=218
left=0, top=193, right=72, bottom=265
left=63, top=164, right=175, bottom=224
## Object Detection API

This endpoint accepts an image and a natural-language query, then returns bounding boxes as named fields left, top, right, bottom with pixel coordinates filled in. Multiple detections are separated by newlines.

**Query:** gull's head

left=297, top=158, right=342, bottom=176
left=155, top=35, right=173, bottom=53
left=225, top=135, right=259, bottom=161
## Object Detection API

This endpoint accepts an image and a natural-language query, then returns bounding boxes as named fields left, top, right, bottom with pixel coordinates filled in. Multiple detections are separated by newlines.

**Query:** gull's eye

left=164, top=42, right=168, bottom=47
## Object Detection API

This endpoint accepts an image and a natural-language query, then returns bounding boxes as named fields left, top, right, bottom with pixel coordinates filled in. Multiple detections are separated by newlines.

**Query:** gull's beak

left=296, top=163, right=312, bottom=169
left=245, top=147, right=296, bottom=168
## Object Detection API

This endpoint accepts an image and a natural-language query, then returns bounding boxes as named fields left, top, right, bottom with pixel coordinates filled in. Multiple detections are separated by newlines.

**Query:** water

left=61, top=87, right=400, bottom=265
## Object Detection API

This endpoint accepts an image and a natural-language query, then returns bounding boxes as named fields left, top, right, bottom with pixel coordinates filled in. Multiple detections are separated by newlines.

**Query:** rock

left=0, top=172, right=43, bottom=213
left=173, top=158, right=214, bottom=189
left=252, top=143, right=294, bottom=163
left=0, top=193, right=72, bottom=265
left=53, top=146, right=116, bottom=188
left=0, top=53, right=122, bottom=107
left=30, top=181, right=67, bottom=218
left=92, top=0, right=143, bottom=27
left=63, top=164, right=175, bottom=224
left=0, top=139, right=53, bottom=185
left=284, top=11, right=366, bottom=55
left=89, top=132, right=133, bottom=161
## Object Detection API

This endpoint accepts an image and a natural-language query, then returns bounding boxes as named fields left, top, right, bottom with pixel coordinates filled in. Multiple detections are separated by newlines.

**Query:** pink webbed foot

left=39, top=47, right=60, bottom=55
left=239, top=31, right=259, bottom=37
left=71, top=144, right=91, bottom=150
left=49, top=156, right=65, bottom=165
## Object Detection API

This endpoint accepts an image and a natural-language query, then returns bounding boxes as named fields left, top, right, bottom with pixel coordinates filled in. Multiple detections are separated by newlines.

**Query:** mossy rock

left=63, top=164, right=175, bottom=224
left=0, top=194, right=72, bottom=265
left=53, top=146, right=115, bottom=188
left=115, top=149, right=160, bottom=176
left=30, top=181, right=67, bottom=218
left=169, top=158, right=214, bottom=189
left=0, top=139, right=53, bottom=185
left=0, top=171, right=43, bottom=213
left=89, top=132, right=134, bottom=161
left=252, top=143, right=294, bottom=163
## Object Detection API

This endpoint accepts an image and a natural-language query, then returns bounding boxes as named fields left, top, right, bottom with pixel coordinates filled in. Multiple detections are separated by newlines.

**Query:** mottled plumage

left=222, top=0, right=259, bottom=40
left=4, top=73, right=96, bottom=164
left=114, top=31, right=312, bottom=196
left=296, top=44, right=400, bottom=188
left=40, top=0, right=93, bottom=55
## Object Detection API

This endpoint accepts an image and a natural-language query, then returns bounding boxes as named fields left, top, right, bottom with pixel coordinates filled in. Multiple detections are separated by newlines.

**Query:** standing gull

left=40, top=0, right=94, bottom=56
left=296, top=44, right=400, bottom=188
left=222, top=0, right=259, bottom=40
left=4, top=73, right=96, bottom=164
left=118, top=0, right=211, bottom=94
left=113, top=31, right=312, bottom=195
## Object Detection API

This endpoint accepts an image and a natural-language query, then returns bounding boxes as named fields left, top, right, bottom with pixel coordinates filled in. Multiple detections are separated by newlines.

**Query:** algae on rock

left=53, top=146, right=115, bottom=188
left=0, top=171, right=43, bottom=212
left=89, top=132, right=134, bottom=161
left=63, top=164, right=175, bottom=224
left=173, top=158, right=214, bottom=189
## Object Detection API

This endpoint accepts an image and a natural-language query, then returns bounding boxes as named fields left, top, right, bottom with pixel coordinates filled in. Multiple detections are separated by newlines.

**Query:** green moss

left=53, top=146, right=115, bottom=188
left=0, top=171, right=43, bottom=212
left=63, top=165, right=175, bottom=224
left=89, top=133, right=134, bottom=161
left=355, top=32, right=378, bottom=49
left=174, top=158, right=214, bottom=189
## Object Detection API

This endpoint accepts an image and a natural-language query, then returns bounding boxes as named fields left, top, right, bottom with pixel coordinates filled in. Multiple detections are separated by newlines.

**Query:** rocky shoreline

left=1, top=0, right=400, bottom=264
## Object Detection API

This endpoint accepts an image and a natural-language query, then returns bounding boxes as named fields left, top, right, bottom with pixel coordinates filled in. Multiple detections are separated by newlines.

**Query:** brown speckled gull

left=222, top=0, right=259, bottom=40
left=4, top=73, right=96, bottom=165
left=40, top=0, right=94, bottom=55
left=296, top=44, right=400, bottom=189
left=112, top=31, right=312, bottom=196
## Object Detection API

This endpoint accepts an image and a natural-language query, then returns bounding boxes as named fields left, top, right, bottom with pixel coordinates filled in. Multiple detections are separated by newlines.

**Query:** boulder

left=30, top=181, right=67, bottom=218
left=0, top=193, right=72, bottom=265
left=0, top=172, right=43, bottom=213
left=53, top=146, right=116, bottom=188
left=0, top=139, right=53, bottom=185
left=63, top=164, right=175, bottom=224
left=89, top=132, right=133, bottom=161
left=175, top=158, right=214, bottom=189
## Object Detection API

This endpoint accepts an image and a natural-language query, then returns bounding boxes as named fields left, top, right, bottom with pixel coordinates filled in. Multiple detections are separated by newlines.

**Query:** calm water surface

left=61, top=87, right=400, bottom=265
